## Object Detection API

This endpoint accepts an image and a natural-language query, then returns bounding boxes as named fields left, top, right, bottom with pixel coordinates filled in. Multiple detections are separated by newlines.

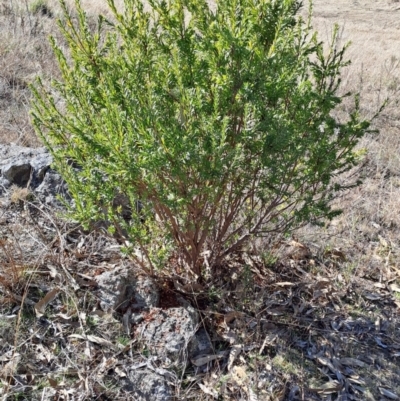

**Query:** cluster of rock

left=95, top=270, right=213, bottom=400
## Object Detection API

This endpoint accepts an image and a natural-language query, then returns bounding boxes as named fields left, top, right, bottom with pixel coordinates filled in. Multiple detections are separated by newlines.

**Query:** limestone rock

left=0, top=144, right=68, bottom=207
left=0, top=144, right=52, bottom=189
left=95, top=267, right=159, bottom=312
left=192, top=327, right=213, bottom=357
left=2, top=161, right=32, bottom=187
left=35, top=170, right=70, bottom=206
left=95, top=265, right=210, bottom=365
left=135, top=300, right=200, bottom=365
left=122, top=369, right=173, bottom=401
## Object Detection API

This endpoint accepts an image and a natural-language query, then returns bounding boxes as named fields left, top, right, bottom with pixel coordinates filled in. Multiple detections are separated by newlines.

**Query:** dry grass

left=296, top=0, right=400, bottom=277
left=9, top=185, right=33, bottom=205
left=0, top=0, right=58, bottom=146
left=1, top=0, right=400, bottom=400
left=0, top=0, right=123, bottom=146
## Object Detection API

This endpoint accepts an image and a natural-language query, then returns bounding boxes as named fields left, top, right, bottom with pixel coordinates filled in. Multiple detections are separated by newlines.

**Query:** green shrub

left=31, top=0, right=378, bottom=279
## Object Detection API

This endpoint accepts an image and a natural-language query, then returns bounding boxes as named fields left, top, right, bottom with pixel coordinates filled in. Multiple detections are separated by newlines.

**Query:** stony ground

left=1, top=177, right=400, bottom=400
left=0, top=0, right=400, bottom=400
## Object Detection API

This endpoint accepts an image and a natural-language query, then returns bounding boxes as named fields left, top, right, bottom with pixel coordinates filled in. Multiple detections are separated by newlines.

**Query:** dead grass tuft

left=9, top=185, right=34, bottom=205
left=0, top=238, right=27, bottom=295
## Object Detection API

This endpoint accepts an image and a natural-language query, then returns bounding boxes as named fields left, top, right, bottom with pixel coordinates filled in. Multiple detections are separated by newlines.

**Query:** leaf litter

left=1, top=202, right=400, bottom=400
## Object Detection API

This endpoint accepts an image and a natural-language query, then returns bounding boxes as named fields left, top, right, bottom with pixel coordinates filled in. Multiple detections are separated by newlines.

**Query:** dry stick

left=23, top=0, right=32, bottom=32
left=257, top=191, right=315, bottom=238
left=213, top=156, right=262, bottom=244
left=155, top=202, right=190, bottom=250
left=179, top=218, right=202, bottom=275
left=196, top=162, right=243, bottom=247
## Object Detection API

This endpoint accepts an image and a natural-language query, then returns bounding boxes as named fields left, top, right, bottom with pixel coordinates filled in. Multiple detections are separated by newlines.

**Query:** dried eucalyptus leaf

left=379, top=387, right=398, bottom=400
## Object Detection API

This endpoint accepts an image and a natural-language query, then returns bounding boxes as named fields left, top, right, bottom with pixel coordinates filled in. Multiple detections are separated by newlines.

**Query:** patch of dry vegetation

left=298, top=0, right=400, bottom=301
left=0, top=0, right=123, bottom=146
left=1, top=201, right=400, bottom=400
left=0, top=0, right=55, bottom=146
left=0, top=0, right=400, bottom=400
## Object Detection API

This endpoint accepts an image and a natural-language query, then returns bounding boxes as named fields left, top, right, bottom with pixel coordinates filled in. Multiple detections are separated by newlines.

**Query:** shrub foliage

left=32, top=0, right=374, bottom=279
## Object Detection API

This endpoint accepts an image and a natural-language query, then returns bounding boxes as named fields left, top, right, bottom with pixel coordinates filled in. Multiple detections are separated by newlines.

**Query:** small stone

left=192, top=327, right=213, bottom=357
left=122, top=369, right=173, bottom=401
left=131, top=313, right=144, bottom=324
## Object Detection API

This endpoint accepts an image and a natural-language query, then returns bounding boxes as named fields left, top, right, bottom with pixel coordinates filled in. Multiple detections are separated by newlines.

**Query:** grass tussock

left=10, top=185, right=34, bottom=205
